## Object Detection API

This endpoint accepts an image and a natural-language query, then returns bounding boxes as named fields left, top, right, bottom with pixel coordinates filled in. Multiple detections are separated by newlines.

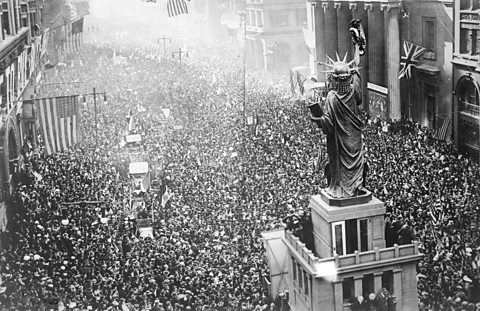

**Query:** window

left=255, top=10, right=263, bottom=28
left=460, top=28, right=469, bottom=54
left=303, top=271, right=309, bottom=295
left=297, top=264, right=303, bottom=289
left=458, top=77, right=480, bottom=116
left=292, top=257, right=297, bottom=281
left=423, top=17, right=436, bottom=59
left=359, top=219, right=368, bottom=252
left=332, top=221, right=346, bottom=256
left=457, top=77, right=480, bottom=150
left=342, top=277, right=355, bottom=303
left=346, top=219, right=358, bottom=254
left=271, top=11, right=288, bottom=28
left=2, top=2, right=10, bottom=36
left=247, top=9, right=254, bottom=27
left=362, top=274, right=374, bottom=297
left=382, top=271, right=394, bottom=293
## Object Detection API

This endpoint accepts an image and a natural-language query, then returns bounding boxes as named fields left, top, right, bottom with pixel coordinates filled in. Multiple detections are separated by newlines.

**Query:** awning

left=415, top=64, right=440, bottom=76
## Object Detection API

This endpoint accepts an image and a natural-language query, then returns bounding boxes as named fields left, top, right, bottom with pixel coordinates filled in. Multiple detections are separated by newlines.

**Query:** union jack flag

left=398, top=41, right=426, bottom=79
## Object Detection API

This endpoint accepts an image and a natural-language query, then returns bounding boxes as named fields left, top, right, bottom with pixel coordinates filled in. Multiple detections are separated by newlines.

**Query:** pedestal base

left=310, top=193, right=386, bottom=259
left=320, top=189, right=372, bottom=207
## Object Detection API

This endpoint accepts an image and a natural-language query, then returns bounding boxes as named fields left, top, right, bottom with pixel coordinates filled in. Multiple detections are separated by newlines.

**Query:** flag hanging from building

left=37, top=96, right=80, bottom=155
left=167, top=0, right=189, bottom=17
left=435, top=116, right=451, bottom=141
left=398, top=41, right=426, bottom=79
left=71, top=17, right=84, bottom=52
left=289, top=69, right=299, bottom=96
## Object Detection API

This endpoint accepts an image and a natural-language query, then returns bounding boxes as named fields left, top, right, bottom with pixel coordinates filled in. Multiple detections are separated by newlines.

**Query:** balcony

left=284, top=229, right=423, bottom=277
left=0, top=27, right=29, bottom=61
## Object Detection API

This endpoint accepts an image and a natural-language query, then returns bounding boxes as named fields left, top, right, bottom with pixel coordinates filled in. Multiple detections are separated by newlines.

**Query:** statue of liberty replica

left=308, top=20, right=366, bottom=199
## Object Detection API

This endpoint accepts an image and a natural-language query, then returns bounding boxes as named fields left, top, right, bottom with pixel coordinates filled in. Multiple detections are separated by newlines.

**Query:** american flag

left=71, top=17, right=84, bottom=53
left=289, top=69, right=299, bottom=96
left=167, top=0, right=189, bottom=17
left=435, top=116, right=451, bottom=141
left=37, top=96, right=80, bottom=154
left=398, top=41, right=426, bottom=79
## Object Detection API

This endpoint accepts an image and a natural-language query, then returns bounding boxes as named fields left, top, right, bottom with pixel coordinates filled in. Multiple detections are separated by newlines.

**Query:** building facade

left=245, top=0, right=308, bottom=72
left=452, top=0, right=480, bottom=161
left=306, top=0, right=454, bottom=129
left=0, top=0, right=48, bottom=205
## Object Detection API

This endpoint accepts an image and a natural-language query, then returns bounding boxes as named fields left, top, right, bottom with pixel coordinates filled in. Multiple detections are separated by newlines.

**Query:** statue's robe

left=316, top=72, right=364, bottom=198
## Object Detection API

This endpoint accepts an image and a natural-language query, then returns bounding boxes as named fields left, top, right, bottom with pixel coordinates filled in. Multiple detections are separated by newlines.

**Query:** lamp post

left=83, top=88, right=107, bottom=151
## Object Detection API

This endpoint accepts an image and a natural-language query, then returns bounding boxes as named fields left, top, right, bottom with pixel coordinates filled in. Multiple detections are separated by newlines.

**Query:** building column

left=393, top=269, right=403, bottom=310
left=308, top=2, right=326, bottom=80
left=323, top=2, right=338, bottom=59
left=336, top=2, right=352, bottom=59
left=333, top=280, right=344, bottom=311
left=354, top=275, right=363, bottom=297
left=366, top=3, right=385, bottom=86
left=385, top=4, right=401, bottom=120
left=373, top=272, right=383, bottom=293
left=8, top=0, right=15, bottom=35
left=352, top=2, right=369, bottom=111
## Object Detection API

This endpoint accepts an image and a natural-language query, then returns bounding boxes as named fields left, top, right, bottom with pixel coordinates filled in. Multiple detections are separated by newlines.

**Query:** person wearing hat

left=350, top=295, right=366, bottom=311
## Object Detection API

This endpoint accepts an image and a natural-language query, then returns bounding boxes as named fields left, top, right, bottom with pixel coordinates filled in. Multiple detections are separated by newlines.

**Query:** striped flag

left=167, top=0, right=189, bottom=17
left=435, top=116, right=451, bottom=141
left=296, top=71, right=307, bottom=95
left=71, top=17, right=84, bottom=52
left=37, top=96, right=80, bottom=154
left=398, top=41, right=426, bottom=79
left=289, top=69, right=299, bottom=96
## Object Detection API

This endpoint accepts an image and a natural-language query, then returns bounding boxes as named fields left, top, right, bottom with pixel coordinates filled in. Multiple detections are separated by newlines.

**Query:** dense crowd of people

left=0, top=30, right=479, bottom=311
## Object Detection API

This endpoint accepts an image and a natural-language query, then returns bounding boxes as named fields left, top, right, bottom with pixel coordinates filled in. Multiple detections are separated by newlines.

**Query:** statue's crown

left=318, top=52, right=360, bottom=81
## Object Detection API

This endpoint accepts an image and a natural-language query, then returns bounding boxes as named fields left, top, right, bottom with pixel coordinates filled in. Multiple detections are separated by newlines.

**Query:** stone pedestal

left=310, top=190, right=386, bottom=259
left=281, top=189, right=422, bottom=311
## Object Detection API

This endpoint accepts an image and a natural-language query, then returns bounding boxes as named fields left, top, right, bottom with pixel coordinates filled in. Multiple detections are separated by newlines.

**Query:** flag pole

left=93, top=87, right=97, bottom=151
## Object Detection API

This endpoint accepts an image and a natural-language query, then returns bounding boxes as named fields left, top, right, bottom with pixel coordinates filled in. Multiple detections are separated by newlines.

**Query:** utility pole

left=158, top=35, right=171, bottom=57
left=172, top=48, right=189, bottom=67
left=83, top=88, right=107, bottom=151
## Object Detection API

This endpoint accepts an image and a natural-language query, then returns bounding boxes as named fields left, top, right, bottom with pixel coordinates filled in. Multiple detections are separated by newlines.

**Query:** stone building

left=306, top=0, right=454, bottom=129
left=245, top=0, right=308, bottom=72
left=452, top=0, right=480, bottom=161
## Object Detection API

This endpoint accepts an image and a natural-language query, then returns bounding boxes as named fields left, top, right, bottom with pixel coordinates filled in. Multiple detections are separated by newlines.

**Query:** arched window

left=456, top=75, right=480, bottom=117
